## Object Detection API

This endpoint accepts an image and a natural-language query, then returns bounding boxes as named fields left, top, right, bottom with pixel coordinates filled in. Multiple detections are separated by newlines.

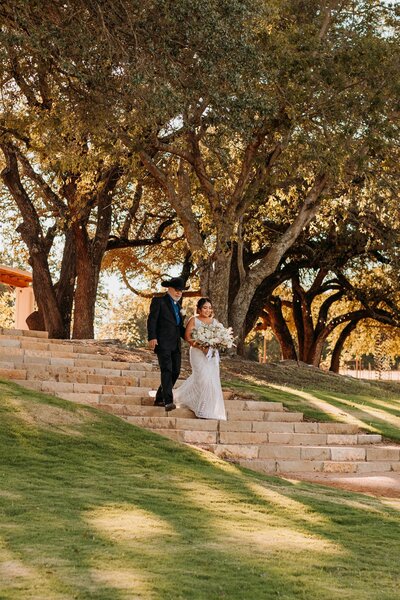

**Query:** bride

left=174, top=297, right=227, bottom=420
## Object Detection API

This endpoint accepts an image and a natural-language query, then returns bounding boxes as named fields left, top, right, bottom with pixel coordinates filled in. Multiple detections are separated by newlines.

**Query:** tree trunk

left=54, top=226, right=76, bottom=338
left=230, top=174, right=328, bottom=348
left=199, top=226, right=234, bottom=326
left=266, top=298, right=298, bottom=360
left=72, top=166, right=120, bottom=339
left=1, top=145, right=65, bottom=337
left=329, top=320, right=358, bottom=373
left=72, top=223, right=98, bottom=339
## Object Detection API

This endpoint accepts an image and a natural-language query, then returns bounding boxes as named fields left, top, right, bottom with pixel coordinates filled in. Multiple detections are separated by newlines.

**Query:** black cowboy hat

left=161, top=276, right=189, bottom=291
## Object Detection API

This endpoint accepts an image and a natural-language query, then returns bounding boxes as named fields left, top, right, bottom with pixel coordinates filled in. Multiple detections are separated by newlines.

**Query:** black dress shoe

left=164, top=403, right=176, bottom=412
left=154, top=400, right=165, bottom=407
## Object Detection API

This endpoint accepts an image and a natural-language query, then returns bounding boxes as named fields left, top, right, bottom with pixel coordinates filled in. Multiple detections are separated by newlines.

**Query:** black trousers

left=155, top=346, right=181, bottom=405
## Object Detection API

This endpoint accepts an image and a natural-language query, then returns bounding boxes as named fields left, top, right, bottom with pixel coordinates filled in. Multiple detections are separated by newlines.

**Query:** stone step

left=125, top=416, right=219, bottom=430
left=0, top=332, right=112, bottom=353
left=0, top=333, right=155, bottom=360
left=13, top=379, right=154, bottom=397
left=142, top=428, right=218, bottom=444
left=0, top=327, right=48, bottom=338
left=0, top=348, right=154, bottom=370
left=224, top=411, right=293, bottom=423
left=0, top=362, right=152, bottom=381
left=116, top=405, right=195, bottom=418
left=257, top=445, right=400, bottom=462
left=265, top=432, right=382, bottom=445
left=239, top=459, right=400, bottom=475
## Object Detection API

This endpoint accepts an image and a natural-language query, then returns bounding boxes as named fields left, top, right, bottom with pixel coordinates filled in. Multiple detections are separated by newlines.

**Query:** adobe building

left=0, top=265, right=35, bottom=330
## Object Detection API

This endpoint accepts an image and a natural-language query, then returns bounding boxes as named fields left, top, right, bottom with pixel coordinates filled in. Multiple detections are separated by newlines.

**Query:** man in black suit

left=147, top=276, right=188, bottom=411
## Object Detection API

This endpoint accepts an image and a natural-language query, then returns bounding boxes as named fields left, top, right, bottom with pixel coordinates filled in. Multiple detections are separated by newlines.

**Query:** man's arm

left=147, top=297, right=161, bottom=349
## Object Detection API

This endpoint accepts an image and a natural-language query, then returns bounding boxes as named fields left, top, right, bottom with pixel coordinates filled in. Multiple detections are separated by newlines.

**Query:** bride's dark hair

left=196, top=297, right=212, bottom=311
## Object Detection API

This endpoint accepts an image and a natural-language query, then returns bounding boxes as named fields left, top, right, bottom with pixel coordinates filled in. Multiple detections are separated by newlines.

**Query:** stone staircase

left=1, top=328, right=400, bottom=477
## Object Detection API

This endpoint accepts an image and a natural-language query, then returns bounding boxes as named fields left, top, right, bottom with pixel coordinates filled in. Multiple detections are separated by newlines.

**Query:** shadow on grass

left=1, top=381, right=400, bottom=600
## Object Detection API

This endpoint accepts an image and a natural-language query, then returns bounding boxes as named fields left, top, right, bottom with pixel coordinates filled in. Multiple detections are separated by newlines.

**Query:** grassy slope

left=1, top=379, right=400, bottom=600
left=222, top=359, right=400, bottom=442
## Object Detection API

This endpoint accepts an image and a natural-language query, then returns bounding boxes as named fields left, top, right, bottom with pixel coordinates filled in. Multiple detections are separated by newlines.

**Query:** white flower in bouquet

left=192, top=322, right=236, bottom=355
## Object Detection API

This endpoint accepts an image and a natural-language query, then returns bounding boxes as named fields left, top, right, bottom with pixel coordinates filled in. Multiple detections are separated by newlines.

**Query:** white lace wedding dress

left=174, top=318, right=227, bottom=420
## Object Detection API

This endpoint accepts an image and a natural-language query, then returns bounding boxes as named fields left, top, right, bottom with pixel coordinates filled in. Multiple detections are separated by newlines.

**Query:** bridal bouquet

left=192, top=322, right=236, bottom=357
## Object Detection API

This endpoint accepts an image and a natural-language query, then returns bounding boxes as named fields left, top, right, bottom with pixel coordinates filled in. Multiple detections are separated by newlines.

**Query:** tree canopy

left=0, top=0, right=399, bottom=369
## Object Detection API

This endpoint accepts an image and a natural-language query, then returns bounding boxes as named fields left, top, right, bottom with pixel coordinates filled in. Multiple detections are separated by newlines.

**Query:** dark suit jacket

left=147, top=294, right=185, bottom=351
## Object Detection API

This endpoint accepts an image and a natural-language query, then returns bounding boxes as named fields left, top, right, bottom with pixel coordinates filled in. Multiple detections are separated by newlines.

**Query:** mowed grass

left=222, top=360, right=400, bottom=443
left=1, top=380, right=400, bottom=600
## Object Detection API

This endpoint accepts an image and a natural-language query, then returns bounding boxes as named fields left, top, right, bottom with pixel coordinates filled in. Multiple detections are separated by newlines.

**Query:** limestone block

left=21, top=341, right=49, bottom=351
left=0, top=368, right=27, bottom=380
left=227, top=410, right=265, bottom=421
left=59, top=393, right=100, bottom=403
left=41, top=381, right=74, bottom=393
left=22, top=330, right=48, bottom=338
left=88, top=367, right=116, bottom=377
left=76, top=359, right=102, bottom=367
left=322, top=462, right=357, bottom=473
left=0, top=361, right=17, bottom=369
left=119, top=405, right=168, bottom=416
left=223, top=399, right=246, bottom=410
left=213, top=444, right=259, bottom=460
left=129, top=416, right=177, bottom=429
left=0, top=346, right=22, bottom=355
left=366, top=447, right=400, bottom=461
left=25, top=367, right=52, bottom=381
left=239, top=459, right=277, bottom=473
left=99, top=394, right=142, bottom=405
left=264, top=412, right=303, bottom=422
left=139, top=377, right=161, bottom=388
left=259, top=446, right=301, bottom=460
left=219, top=431, right=267, bottom=444
left=183, top=430, right=217, bottom=444
left=57, top=372, right=88, bottom=384
left=219, top=421, right=252, bottom=432
left=252, top=421, right=295, bottom=433
left=300, top=447, right=331, bottom=461
left=0, top=339, right=21, bottom=348
left=277, top=460, right=324, bottom=473
left=121, top=369, right=147, bottom=377
left=294, top=423, right=319, bottom=433
left=330, top=447, right=366, bottom=461
left=318, top=423, right=359, bottom=434
left=22, top=355, right=50, bottom=365
left=244, top=401, right=283, bottom=412
left=102, top=385, right=127, bottom=395
left=111, top=375, right=139, bottom=387
left=151, top=429, right=184, bottom=442
left=269, top=433, right=327, bottom=445
left=326, top=434, right=358, bottom=445
left=73, top=383, right=103, bottom=393
left=50, top=358, right=75, bottom=366
left=357, top=434, right=382, bottom=444
left=174, top=418, right=217, bottom=431
left=355, top=462, right=392, bottom=473
left=13, top=379, right=42, bottom=390
left=87, top=375, right=107, bottom=385
left=126, top=386, right=147, bottom=396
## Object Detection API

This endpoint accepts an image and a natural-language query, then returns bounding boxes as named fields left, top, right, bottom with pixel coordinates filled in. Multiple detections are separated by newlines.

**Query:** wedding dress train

left=174, top=318, right=226, bottom=420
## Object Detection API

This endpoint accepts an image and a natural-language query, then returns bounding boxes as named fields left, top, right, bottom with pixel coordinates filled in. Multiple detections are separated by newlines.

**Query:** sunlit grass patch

left=1, top=380, right=400, bottom=600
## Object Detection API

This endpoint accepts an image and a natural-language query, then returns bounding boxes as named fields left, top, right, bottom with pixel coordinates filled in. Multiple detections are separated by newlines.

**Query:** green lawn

left=1, top=379, right=400, bottom=600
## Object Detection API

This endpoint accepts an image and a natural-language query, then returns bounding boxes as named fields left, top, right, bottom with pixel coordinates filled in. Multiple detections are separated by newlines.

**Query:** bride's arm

left=184, top=317, right=196, bottom=346
left=185, top=317, right=208, bottom=353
